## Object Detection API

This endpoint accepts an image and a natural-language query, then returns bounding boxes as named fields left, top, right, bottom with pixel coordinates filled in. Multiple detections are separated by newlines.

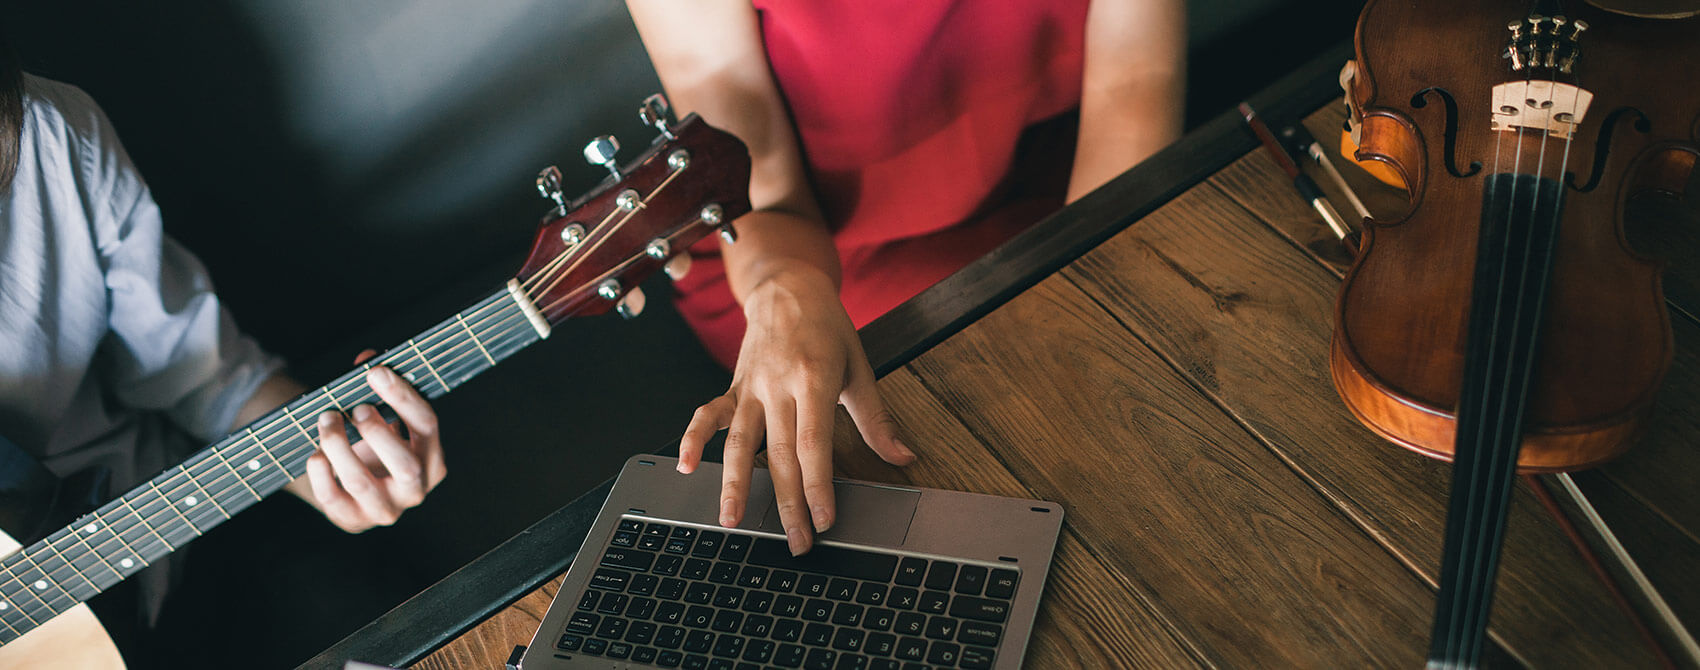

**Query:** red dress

left=673, top=0, right=1090, bottom=367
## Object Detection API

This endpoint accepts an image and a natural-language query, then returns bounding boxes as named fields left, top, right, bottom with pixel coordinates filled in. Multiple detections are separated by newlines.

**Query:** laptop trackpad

left=757, top=481, right=920, bottom=548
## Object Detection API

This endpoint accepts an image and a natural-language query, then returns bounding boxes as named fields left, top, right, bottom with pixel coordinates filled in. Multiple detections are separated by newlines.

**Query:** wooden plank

left=902, top=274, right=1444, bottom=667
left=411, top=575, right=563, bottom=669
left=1060, top=177, right=1659, bottom=666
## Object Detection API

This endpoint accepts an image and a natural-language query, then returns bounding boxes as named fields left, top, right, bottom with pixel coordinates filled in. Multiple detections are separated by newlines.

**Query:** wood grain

left=1063, top=162, right=1659, bottom=666
left=903, top=275, right=1443, bottom=668
left=410, top=576, right=563, bottom=670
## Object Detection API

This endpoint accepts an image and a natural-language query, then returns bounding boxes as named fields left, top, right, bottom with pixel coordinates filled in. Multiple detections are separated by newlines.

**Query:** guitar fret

left=457, top=314, right=498, bottom=366
left=64, top=521, right=124, bottom=585
left=147, top=480, right=203, bottom=537
left=406, top=338, right=448, bottom=392
left=180, top=467, right=232, bottom=520
left=0, top=557, right=54, bottom=621
left=115, top=494, right=175, bottom=553
left=36, top=539, right=97, bottom=598
left=248, top=426, right=298, bottom=483
left=208, top=446, right=263, bottom=501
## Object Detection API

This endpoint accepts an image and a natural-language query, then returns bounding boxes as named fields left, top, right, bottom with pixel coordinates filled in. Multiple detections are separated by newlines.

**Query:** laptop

left=519, top=454, right=1064, bottom=670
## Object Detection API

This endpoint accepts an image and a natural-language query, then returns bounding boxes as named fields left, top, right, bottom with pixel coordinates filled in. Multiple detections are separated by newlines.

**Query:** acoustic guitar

left=0, top=96, right=751, bottom=667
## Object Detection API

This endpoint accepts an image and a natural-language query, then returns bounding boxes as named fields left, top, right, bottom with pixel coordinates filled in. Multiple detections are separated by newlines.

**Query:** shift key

left=949, top=595, right=1009, bottom=622
left=602, top=548, right=655, bottom=572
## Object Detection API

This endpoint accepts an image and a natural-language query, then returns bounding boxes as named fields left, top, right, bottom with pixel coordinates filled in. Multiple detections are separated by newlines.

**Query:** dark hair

left=0, top=30, right=21, bottom=193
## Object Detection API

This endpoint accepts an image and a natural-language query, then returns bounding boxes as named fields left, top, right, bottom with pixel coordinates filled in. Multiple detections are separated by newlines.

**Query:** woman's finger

left=316, top=411, right=398, bottom=526
left=680, top=394, right=735, bottom=473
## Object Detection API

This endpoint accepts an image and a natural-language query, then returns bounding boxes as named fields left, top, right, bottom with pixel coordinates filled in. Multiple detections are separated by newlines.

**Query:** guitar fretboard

left=0, top=285, right=545, bottom=642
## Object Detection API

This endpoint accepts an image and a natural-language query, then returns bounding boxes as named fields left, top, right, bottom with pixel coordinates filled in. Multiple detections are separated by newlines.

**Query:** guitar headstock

left=513, top=95, right=751, bottom=326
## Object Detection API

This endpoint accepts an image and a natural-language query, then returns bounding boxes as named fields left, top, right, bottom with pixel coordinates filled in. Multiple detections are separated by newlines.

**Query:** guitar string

left=0, top=149, right=705, bottom=628
left=532, top=161, right=691, bottom=301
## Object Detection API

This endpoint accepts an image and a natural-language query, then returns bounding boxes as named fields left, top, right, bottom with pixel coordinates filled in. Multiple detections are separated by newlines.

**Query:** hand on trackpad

left=757, top=480, right=920, bottom=548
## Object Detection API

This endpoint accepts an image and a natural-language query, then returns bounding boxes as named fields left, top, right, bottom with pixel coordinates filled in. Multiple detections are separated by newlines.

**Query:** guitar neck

left=0, top=281, right=548, bottom=643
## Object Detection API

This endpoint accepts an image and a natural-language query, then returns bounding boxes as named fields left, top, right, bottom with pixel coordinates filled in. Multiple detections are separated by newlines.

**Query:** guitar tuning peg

left=535, top=166, right=565, bottom=213
left=664, top=253, right=692, bottom=282
left=583, top=135, right=621, bottom=181
left=616, top=287, right=647, bottom=319
left=699, top=203, right=737, bottom=244
left=639, top=94, right=675, bottom=140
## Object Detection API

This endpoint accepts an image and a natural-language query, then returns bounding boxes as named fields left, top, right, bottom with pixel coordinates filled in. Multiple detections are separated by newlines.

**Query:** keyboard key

left=985, top=569, right=1018, bottom=599
left=656, top=555, right=685, bottom=576
left=958, top=620, right=1002, bottom=646
left=682, top=653, right=709, bottom=669
left=656, top=625, right=686, bottom=649
left=797, top=574, right=829, bottom=598
left=590, top=568, right=632, bottom=591
left=803, top=622, right=834, bottom=646
left=894, top=612, right=925, bottom=636
left=713, top=633, right=746, bottom=658
left=597, top=593, right=629, bottom=615
left=577, top=590, right=600, bottom=611
left=832, top=603, right=865, bottom=627
left=927, top=640, right=961, bottom=666
left=656, top=601, right=687, bottom=625
left=630, top=574, right=660, bottom=596
left=832, top=627, right=866, bottom=652
left=607, top=641, right=633, bottom=659
left=711, top=609, right=744, bottom=633
left=865, top=632, right=896, bottom=657
left=694, top=531, right=726, bottom=558
left=773, top=594, right=805, bottom=618
left=855, top=582, right=888, bottom=606
left=557, top=633, right=583, bottom=651
left=627, top=596, right=657, bottom=620
left=737, top=566, right=769, bottom=589
left=685, top=582, right=716, bottom=604
left=960, top=645, right=995, bottom=670
left=827, top=578, right=857, bottom=601
left=714, top=586, right=745, bottom=609
left=870, top=660, right=901, bottom=670
left=672, top=526, right=698, bottom=540
left=634, top=646, right=660, bottom=664
left=775, top=643, right=807, bottom=668
left=742, top=590, right=774, bottom=613
left=685, top=605, right=715, bottom=628
left=683, top=558, right=713, bottom=580
left=612, top=530, right=640, bottom=548
left=835, top=653, right=869, bottom=670
left=596, top=616, right=630, bottom=639
left=894, top=636, right=927, bottom=661
left=748, top=538, right=898, bottom=583
left=888, top=587, right=918, bottom=610
left=720, top=533, right=752, bottom=561
left=665, top=537, right=694, bottom=554
left=743, top=638, right=776, bottom=664
left=924, top=616, right=957, bottom=640
left=772, top=618, right=804, bottom=643
left=741, top=613, right=773, bottom=637
left=709, top=658, right=733, bottom=670
left=894, top=558, right=927, bottom=587
left=658, top=577, right=687, bottom=600
left=620, top=519, right=644, bottom=532
left=917, top=591, right=950, bottom=615
left=645, top=522, right=672, bottom=537
left=923, top=562, right=957, bottom=591
left=768, top=570, right=800, bottom=592
left=710, top=562, right=741, bottom=584
left=804, top=648, right=837, bottom=670
left=949, top=595, right=1010, bottom=622
left=864, top=607, right=895, bottom=631
left=641, top=534, right=667, bottom=551
left=567, top=612, right=599, bottom=635
left=954, top=565, right=987, bottom=595
left=803, top=598, right=834, bottom=621
left=627, top=621, right=658, bottom=644
left=583, top=637, right=609, bottom=656
left=685, top=629, right=716, bottom=653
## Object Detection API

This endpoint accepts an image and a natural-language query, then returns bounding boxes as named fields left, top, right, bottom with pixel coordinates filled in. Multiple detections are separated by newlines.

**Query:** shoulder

left=16, top=74, right=149, bottom=225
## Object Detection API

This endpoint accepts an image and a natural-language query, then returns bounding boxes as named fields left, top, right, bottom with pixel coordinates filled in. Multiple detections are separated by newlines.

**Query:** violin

left=1331, top=0, right=1698, bottom=666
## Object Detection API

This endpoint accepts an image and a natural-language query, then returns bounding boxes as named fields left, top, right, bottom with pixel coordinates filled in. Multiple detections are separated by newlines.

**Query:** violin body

left=1332, top=0, right=1699, bottom=473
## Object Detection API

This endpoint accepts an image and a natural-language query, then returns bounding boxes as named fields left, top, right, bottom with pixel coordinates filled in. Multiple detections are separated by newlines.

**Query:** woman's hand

left=679, top=262, right=915, bottom=555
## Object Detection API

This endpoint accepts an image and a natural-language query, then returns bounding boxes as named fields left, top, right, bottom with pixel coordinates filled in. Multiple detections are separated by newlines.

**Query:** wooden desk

left=311, top=49, right=1699, bottom=669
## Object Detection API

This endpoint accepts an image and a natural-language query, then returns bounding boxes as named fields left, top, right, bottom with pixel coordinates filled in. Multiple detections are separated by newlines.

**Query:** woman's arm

left=1068, top=0, right=1188, bottom=202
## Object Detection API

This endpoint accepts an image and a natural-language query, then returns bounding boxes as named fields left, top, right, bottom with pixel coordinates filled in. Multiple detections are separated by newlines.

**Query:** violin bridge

left=1490, top=80, right=1593, bottom=140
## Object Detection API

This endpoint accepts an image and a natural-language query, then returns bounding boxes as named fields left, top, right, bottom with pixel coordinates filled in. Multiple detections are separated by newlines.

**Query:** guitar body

left=0, top=529, right=125, bottom=670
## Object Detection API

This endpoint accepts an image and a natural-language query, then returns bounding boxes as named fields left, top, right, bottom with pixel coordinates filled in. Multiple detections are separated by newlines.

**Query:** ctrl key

left=556, top=633, right=584, bottom=651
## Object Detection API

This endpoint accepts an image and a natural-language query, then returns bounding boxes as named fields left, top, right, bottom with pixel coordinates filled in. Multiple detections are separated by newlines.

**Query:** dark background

left=0, top=1, right=1360, bottom=666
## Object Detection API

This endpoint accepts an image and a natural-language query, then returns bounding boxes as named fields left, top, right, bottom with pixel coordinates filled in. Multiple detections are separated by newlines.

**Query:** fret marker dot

left=84, top=523, right=98, bottom=534
left=121, top=559, right=134, bottom=569
left=185, top=496, right=198, bottom=506
left=0, top=601, right=8, bottom=610
left=33, top=580, right=46, bottom=590
left=248, top=460, right=260, bottom=471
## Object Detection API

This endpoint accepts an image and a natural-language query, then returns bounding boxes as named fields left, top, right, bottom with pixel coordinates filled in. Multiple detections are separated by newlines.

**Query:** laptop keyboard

left=552, top=517, right=1020, bottom=670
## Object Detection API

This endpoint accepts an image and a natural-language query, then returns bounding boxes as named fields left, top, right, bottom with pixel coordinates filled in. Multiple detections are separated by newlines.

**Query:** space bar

left=748, top=537, right=898, bottom=582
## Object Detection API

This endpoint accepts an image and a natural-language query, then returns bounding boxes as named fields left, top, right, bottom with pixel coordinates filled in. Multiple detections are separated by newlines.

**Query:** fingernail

left=353, top=405, right=375, bottom=421
left=318, top=412, right=336, bottom=428
left=895, top=438, right=916, bottom=460
left=787, top=527, right=808, bottom=556
left=720, top=500, right=737, bottom=527
left=367, top=367, right=395, bottom=388
left=811, top=506, right=832, bottom=533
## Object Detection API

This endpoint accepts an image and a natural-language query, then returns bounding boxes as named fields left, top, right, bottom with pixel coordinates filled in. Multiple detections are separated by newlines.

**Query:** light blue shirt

left=0, top=75, right=283, bottom=491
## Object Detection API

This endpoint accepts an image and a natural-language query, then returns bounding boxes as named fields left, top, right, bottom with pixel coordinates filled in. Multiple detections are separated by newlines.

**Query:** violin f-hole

left=1411, top=87, right=1483, bottom=179
left=1569, top=107, right=1652, bottom=193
